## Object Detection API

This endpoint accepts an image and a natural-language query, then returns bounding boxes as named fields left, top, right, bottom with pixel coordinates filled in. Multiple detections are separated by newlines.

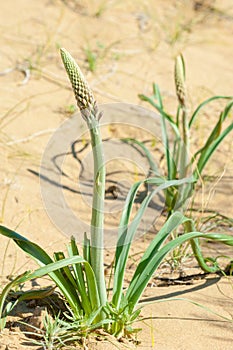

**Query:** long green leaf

left=125, top=212, right=187, bottom=297
left=54, top=251, right=80, bottom=290
left=154, top=84, right=173, bottom=180
left=126, top=231, right=233, bottom=309
left=83, top=232, right=91, bottom=263
left=17, top=254, right=100, bottom=311
left=112, top=177, right=195, bottom=308
left=83, top=263, right=101, bottom=311
left=195, top=122, right=233, bottom=178
left=0, top=226, right=83, bottom=315
left=0, top=225, right=53, bottom=265
left=189, top=95, right=232, bottom=128
left=139, top=85, right=180, bottom=180
left=68, top=237, right=92, bottom=315
left=18, top=256, right=85, bottom=280
left=153, top=83, right=164, bottom=108
left=0, top=272, right=30, bottom=330
left=53, top=251, right=82, bottom=310
left=121, top=138, right=159, bottom=176
left=138, top=93, right=180, bottom=138
left=192, top=100, right=233, bottom=161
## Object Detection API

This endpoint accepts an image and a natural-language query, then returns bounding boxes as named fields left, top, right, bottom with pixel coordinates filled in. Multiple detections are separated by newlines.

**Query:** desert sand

left=0, top=1, right=233, bottom=349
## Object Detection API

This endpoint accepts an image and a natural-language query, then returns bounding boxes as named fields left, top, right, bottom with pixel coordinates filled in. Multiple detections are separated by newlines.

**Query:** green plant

left=84, top=46, right=97, bottom=72
left=84, top=40, right=119, bottom=72
left=22, top=310, right=85, bottom=349
left=0, top=50, right=232, bottom=341
left=138, top=54, right=233, bottom=213
left=124, top=53, right=233, bottom=271
left=64, top=103, right=76, bottom=116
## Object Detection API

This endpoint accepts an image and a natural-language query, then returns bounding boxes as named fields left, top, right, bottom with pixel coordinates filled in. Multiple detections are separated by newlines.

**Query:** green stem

left=184, top=220, right=220, bottom=273
left=179, top=107, right=189, bottom=179
left=88, top=114, right=107, bottom=308
left=175, top=107, right=192, bottom=212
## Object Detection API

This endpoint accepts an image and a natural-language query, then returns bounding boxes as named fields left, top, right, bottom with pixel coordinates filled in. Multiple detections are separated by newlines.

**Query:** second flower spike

left=174, top=54, right=186, bottom=108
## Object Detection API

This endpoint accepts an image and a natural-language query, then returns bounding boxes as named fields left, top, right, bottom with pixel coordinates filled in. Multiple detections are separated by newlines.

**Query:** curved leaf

left=126, top=231, right=233, bottom=309
left=112, top=176, right=195, bottom=308
left=189, top=96, right=232, bottom=128
left=0, top=226, right=100, bottom=315
left=195, top=122, right=233, bottom=178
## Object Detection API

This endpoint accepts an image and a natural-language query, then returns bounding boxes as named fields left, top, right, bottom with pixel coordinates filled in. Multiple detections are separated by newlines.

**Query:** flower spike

left=60, top=48, right=96, bottom=115
left=175, top=54, right=186, bottom=108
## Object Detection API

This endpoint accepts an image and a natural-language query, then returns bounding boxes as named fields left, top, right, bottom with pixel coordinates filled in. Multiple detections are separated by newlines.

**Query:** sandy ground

left=0, top=0, right=233, bottom=349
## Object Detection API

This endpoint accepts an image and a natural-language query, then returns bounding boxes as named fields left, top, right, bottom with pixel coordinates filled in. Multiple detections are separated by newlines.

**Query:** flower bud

left=175, top=54, right=186, bottom=107
left=60, top=48, right=95, bottom=113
